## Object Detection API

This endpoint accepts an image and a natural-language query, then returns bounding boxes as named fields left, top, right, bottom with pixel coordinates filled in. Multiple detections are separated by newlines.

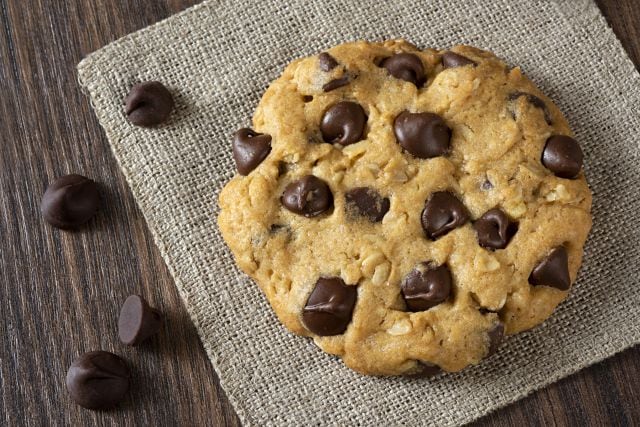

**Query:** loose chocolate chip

left=541, top=135, right=583, bottom=179
left=281, top=175, right=333, bottom=217
left=486, top=322, right=505, bottom=357
left=393, top=111, right=451, bottom=159
left=118, top=295, right=162, bottom=346
left=232, top=128, right=272, bottom=175
left=381, top=53, right=425, bottom=87
left=474, top=208, right=518, bottom=250
left=529, top=246, right=571, bottom=290
left=441, top=51, right=476, bottom=68
left=401, top=263, right=452, bottom=311
left=318, top=52, right=339, bottom=71
left=41, top=174, right=99, bottom=230
left=302, top=277, right=357, bottom=336
left=421, top=192, right=470, bottom=239
left=124, top=81, right=174, bottom=127
left=320, top=101, right=367, bottom=146
left=322, top=76, right=350, bottom=92
left=407, top=362, right=442, bottom=378
left=66, top=351, right=130, bottom=410
left=508, top=92, right=553, bottom=125
left=345, top=187, right=390, bottom=222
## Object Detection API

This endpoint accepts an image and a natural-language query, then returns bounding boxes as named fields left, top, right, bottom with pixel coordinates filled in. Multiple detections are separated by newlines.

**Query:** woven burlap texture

left=77, top=0, right=640, bottom=425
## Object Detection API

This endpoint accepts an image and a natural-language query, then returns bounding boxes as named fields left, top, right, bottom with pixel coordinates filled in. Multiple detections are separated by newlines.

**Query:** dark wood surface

left=0, top=0, right=638, bottom=425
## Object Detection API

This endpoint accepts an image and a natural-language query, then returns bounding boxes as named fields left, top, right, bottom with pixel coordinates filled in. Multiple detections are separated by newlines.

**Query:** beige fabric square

left=77, top=0, right=640, bottom=425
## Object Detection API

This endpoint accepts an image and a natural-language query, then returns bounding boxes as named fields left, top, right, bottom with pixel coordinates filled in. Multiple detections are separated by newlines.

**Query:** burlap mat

left=77, top=0, right=640, bottom=425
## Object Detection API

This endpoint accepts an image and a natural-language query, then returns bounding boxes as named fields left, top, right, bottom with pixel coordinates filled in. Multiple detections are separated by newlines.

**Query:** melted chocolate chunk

left=441, top=51, right=476, bottom=68
left=529, top=246, right=571, bottom=290
left=401, top=263, right=452, bottom=311
left=302, top=277, right=357, bottom=336
left=318, top=52, right=339, bottom=71
left=393, top=111, right=451, bottom=158
left=541, top=135, right=583, bottom=179
left=232, top=128, right=272, bottom=175
left=381, top=53, right=426, bottom=87
left=474, top=208, right=518, bottom=250
left=320, top=101, right=367, bottom=146
left=281, top=175, right=333, bottom=217
left=344, top=187, right=390, bottom=222
left=421, top=192, right=469, bottom=239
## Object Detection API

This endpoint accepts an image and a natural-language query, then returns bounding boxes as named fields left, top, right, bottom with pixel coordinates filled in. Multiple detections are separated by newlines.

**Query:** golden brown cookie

left=218, top=40, right=592, bottom=376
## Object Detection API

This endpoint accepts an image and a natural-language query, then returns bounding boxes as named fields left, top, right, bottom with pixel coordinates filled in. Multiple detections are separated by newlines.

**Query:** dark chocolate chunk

left=421, top=192, right=469, bottom=239
left=232, top=128, right=272, bottom=176
left=322, top=76, right=350, bottom=92
left=407, top=362, right=442, bottom=378
left=486, top=322, right=505, bottom=357
left=281, top=175, right=333, bottom=217
left=345, top=187, right=390, bottom=222
left=66, top=351, right=130, bottom=410
left=393, top=111, right=451, bottom=158
left=318, top=52, right=339, bottom=71
left=529, top=246, right=571, bottom=290
left=320, top=101, right=367, bottom=146
left=473, top=208, right=518, bottom=250
left=118, top=295, right=162, bottom=346
left=401, top=263, right=452, bottom=311
left=381, top=53, right=425, bottom=87
left=302, top=277, right=357, bottom=336
left=541, top=135, right=583, bottom=179
left=124, top=81, right=174, bottom=127
left=508, top=92, right=553, bottom=125
left=41, top=174, right=99, bottom=230
left=441, top=51, right=476, bottom=68
left=302, top=95, right=314, bottom=103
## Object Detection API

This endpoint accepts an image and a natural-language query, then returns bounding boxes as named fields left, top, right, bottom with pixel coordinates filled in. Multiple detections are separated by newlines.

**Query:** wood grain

left=0, top=0, right=637, bottom=426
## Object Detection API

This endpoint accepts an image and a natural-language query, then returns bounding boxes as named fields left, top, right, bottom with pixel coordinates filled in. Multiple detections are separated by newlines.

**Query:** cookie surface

left=218, top=40, right=592, bottom=376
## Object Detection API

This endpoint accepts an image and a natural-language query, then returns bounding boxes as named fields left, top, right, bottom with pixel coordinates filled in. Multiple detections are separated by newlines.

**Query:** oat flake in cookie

left=218, top=40, right=592, bottom=376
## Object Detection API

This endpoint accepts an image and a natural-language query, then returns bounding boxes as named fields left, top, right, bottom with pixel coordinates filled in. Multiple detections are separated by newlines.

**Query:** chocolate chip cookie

left=218, top=40, right=592, bottom=376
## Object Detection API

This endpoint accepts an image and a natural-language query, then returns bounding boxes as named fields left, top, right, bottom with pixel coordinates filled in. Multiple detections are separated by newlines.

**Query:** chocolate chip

left=481, top=180, right=494, bottom=190
left=508, top=92, right=553, bottom=125
left=232, top=128, right=272, bottom=175
left=486, top=322, right=505, bottom=357
left=318, top=52, right=339, bottom=71
left=529, top=246, right=571, bottom=290
left=407, top=362, right=442, bottom=378
left=541, top=135, right=583, bottom=179
left=322, top=76, right=350, bottom=92
left=269, top=224, right=286, bottom=233
left=302, top=277, right=357, bottom=336
left=66, top=351, right=130, bottom=410
left=441, top=51, right=476, bottom=68
left=124, top=81, right=174, bottom=127
left=401, top=263, right=452, bottom=311
left=41, top=174, right=99, bottom=229
left=118, top=295, right=162, bottom=346
left=421, top=192, right=469, bottom=239
left=281, top=175, right=333, bottom=217
left=302, top=95, right=313, bottom=103
left=381, top=53, right=425, bottom=87
left=345, top=187, right=390, bottom=222
left=473, top=208, right=518, bottom=250
left=393, top=111, right=451, bottom=158
left=320, top=101, right=367, bottom=146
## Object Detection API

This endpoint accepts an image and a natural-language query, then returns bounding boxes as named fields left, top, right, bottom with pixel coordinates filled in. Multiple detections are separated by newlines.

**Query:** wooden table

left=1, top=1, right=638, bottom=425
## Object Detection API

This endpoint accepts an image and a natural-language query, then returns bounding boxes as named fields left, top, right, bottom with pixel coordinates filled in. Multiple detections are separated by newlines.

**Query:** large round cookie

left=218, top=40, right=592, bottom=376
